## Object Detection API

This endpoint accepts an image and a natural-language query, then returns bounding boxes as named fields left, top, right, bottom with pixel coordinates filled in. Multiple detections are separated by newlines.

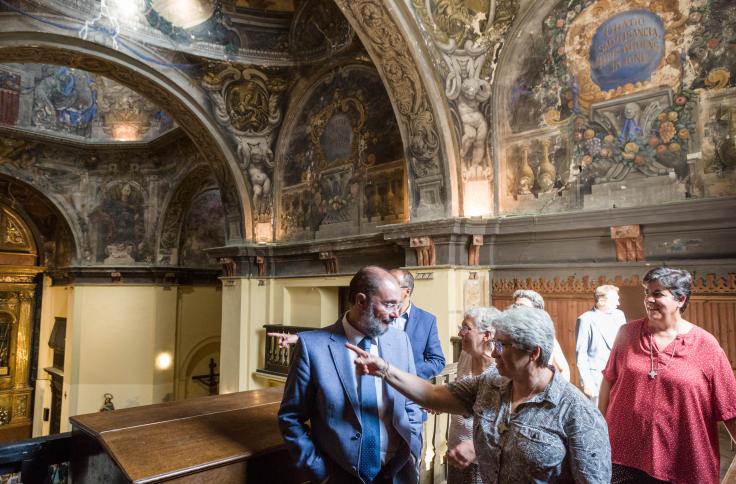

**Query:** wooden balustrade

left=261, top=324, right=316, bottom=377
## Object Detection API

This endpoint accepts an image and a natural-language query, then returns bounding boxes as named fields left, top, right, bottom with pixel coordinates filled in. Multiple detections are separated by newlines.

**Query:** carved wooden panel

left=493, top=274, right=736, bottom=389
left=0, top=208, right=35, bottom=254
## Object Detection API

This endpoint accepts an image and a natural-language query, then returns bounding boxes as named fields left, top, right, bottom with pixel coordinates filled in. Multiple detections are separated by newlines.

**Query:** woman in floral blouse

left=348, top=306, right=611, bottom=483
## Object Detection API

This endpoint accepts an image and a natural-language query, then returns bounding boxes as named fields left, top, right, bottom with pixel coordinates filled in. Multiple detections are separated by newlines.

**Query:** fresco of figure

left=32, top=67, right=97, bottom=136
left=92, top=182, right=145, bottom=264
left=619, top=102, right=643, bottom=142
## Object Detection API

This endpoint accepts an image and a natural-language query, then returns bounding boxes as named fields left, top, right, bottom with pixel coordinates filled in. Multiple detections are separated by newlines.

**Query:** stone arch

left=0, top=175, right=79, bottom=265
left=332, top=0, right=461, bottom=219
left=489, top=3, right=559, bottom=213
left=0, top=29, right=251, bottom=241
left=178, top=336, right=220, bottom=399
left=156, top=165, right=218, bottom=265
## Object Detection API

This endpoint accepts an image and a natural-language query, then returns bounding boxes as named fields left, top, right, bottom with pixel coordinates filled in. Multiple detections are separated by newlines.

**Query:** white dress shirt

left=391, top=303, right=411, bottom=332
left=342, top=314, right=399, bottom=464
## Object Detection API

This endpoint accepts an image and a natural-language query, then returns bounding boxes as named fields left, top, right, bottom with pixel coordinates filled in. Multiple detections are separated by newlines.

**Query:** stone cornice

left=380, top=197, right=736, bottom=239
left=47, top=266, right=220, bottom=285
left=0, top=125, right=185, bottom=151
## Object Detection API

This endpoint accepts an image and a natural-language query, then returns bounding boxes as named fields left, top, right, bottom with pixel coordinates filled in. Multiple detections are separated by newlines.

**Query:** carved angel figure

left=437, top=38, right=491, bottom=173
left=242, top=141, right=274, bottom=217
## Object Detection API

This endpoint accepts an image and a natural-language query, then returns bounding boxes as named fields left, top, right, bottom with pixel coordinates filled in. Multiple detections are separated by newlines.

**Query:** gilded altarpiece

left=0, top=206, right=41, bottom=442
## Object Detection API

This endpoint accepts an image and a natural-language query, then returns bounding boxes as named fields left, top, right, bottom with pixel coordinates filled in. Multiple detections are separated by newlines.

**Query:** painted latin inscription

left=589, top=10, right=665, bottom=91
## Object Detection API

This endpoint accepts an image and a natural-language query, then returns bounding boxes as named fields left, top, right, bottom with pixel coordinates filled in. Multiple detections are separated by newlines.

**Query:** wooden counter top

left=70, top=388, right=287, bottom=483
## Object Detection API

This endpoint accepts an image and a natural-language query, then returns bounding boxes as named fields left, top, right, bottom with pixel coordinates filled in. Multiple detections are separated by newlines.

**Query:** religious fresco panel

left=278, top=65, right=405, bottom=241
left=0, top=64, right=176, bottom=143
left=179, top=189, right=226, bottom=268
left=497, top=0, right=736, bottom=215
left=0, top=130, right=221, bottom=266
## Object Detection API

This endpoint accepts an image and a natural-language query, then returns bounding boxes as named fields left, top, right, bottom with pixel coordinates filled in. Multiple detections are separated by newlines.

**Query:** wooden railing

left=261, top=324, right=316, bottom=377
left=421, top=362, right=458, bottom=484
left=0, top=431, right=70, bottom=483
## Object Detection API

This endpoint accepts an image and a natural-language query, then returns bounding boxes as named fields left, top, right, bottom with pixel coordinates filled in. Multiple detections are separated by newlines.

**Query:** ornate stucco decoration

left=98, top=80, right=161, bottom=141
left=411, top=0, right=519, bottom=212
left=332, top=0, right=447, bottom=218
left=202, top=65, right=287, bottom=235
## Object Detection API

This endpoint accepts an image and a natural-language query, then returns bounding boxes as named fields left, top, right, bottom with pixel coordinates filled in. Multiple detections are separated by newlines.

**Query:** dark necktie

left=358, top=337, right=381, bottom=482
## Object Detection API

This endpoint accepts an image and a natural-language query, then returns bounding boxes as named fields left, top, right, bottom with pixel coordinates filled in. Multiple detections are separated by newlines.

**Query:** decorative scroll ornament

left=610, top=225, right=645, bottom=262
left=202, top=66, right=287, bottom=226
left=410, top=236, right=436, bottom=266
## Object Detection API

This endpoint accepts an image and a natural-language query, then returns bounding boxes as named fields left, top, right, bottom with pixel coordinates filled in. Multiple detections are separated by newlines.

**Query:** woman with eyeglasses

left=348, top=306, right=611, bottom=483
left=598, top=267, right=736, bottom=484
left=447, top=306, right=500, bottom=484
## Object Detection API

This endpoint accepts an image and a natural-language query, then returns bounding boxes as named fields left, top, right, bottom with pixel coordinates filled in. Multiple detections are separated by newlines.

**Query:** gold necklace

left=648, top=333, right=677, bottom=379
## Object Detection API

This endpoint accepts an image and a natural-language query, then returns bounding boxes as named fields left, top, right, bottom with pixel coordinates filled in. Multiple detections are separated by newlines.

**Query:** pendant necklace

left=648, top=333, right=677, bottom=379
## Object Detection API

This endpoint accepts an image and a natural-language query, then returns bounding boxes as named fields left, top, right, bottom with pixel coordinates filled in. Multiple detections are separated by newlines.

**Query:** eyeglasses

left=380, top=301, right=400, bottom=311
left=491, top=339, right=528, bottom=354
left=458, top=324, right=475, bottom=334
left=491, top=339, right=507, bottom=354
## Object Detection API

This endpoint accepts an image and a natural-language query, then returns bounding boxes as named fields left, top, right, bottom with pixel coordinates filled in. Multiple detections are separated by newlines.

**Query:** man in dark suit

left=278, top=266, right=423, bottom=483
left=388, top=269, right=445, bottom=380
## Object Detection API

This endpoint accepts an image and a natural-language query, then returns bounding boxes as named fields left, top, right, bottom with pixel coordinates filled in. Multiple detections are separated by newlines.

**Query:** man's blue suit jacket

left=278, top=320, right=423, bottom=483
left=405, top=305, right=445, bottom=380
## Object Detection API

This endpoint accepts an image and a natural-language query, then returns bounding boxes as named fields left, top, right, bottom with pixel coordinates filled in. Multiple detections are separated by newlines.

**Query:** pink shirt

left=602, top=318, right=736, bottom=484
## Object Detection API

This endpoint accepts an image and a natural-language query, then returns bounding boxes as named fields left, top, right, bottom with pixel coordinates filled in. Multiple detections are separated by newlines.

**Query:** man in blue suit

left=389, top=269, right=445, bottom=380
left=278, top=266, right=423, bottom=483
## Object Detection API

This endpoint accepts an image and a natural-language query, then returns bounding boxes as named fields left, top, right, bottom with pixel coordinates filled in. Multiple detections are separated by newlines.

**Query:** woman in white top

left=512, top=289, right=571, bottom=381
left=446, top=306, right=500, bottom=484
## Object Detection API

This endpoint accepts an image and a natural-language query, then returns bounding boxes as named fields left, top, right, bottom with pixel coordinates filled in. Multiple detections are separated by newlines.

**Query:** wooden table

left=70, top=388, right=307, bottom=483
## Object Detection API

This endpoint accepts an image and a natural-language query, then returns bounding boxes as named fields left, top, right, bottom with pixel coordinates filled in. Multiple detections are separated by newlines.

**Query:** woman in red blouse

left=599, top=267, right=736, bottom=484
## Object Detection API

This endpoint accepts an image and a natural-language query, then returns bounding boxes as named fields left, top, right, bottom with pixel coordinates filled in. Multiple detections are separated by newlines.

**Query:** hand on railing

left=267, top=332, right=299, bottom=349
left=446, top=439, right=476, bottom=470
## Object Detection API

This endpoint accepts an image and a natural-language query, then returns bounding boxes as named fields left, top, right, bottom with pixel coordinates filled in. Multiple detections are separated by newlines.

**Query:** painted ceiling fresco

left=0, top=130, right=222, bottom=267
left=235, top=0, right=295, bottom=12
left=0, top=64, right=176, bottom=143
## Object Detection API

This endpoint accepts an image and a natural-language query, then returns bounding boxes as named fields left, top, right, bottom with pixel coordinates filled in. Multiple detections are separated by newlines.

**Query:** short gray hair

left=464, top=306, right=501, bottom=333
left=512, top=289, right=545, bottom=310
left=492, top=306, right=555, bottom=367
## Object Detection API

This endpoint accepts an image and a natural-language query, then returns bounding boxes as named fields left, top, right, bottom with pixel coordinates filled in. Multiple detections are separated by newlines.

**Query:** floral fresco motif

left=501, top=0, right=736, bottom=210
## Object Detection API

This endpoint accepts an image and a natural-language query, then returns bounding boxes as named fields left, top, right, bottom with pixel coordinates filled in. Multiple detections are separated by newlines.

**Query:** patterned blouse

left=446, top=366, right=611, bottom=483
